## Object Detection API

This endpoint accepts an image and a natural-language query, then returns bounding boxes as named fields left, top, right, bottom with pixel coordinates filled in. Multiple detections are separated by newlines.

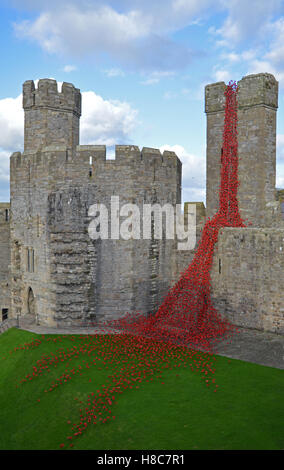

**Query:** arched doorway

left=27, top=287, right=35, bottom=316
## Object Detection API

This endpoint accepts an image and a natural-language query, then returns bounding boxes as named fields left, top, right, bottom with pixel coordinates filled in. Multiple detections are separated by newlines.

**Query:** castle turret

left=205, top=73, right=278, bottom=226
left=23, top=79, right=81, bottom=153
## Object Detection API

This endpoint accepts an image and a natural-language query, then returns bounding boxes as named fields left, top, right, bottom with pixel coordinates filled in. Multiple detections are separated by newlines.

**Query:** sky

left=0, top=0, right=284, bottom=204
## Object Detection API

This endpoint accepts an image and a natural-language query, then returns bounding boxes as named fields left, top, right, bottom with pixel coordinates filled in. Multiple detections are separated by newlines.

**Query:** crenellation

left=23, top=79, right=81, bottom=153
left=237, top=73, right=278, bottom=109
left=141, top=147, right=163, bottom=164
left=161, top=150, right=180, bottom=167
left=22, top=80, right=35, bottom=108
left=205, top=81, right=226, bottom=114
left=23, top=79, right=81, bottom=116
left=76, top=145, right=107, bottom=162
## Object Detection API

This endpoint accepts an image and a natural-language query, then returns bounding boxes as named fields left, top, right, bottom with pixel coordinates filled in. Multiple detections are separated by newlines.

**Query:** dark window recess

left=5, top=209, right=9, bottom=222
left=27, top=248, right=35, bottom=272
left=2, top=309, right=8, bottom=321
left=219, top=258, right=222, bottom=274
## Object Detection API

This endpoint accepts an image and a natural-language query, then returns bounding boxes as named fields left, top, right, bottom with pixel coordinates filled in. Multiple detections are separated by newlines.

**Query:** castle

left=0, top=72, right=283, bottom=334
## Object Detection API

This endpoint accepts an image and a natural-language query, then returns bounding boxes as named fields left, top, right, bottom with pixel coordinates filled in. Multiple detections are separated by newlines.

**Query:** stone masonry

left=205, top=73, right=283, bottom=334
left=0, top=73, right=283, bottom=333
left=0, top=203, right=10, bottom=322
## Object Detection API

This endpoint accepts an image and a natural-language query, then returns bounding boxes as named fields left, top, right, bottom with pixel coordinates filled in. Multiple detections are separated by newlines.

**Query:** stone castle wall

left=0, top=203, right=10, bottom=321
left=10, top=137, right=184, bottom=327
left=205, top=73, right=281, bottom=227
left=0, top=74, right=283, bottom=333
left=205, top=73, right=283, bottom=334
left=211, top=228, right=284, bottom=334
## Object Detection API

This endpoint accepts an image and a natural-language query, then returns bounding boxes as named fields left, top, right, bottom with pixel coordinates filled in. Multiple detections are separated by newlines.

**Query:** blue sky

left=0, top=0, right=284, bottom=203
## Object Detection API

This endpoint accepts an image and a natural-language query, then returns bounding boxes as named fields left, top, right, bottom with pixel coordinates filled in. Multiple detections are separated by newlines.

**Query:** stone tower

left=9, top=79, right=184, bottom=328
left=23, top=79, right=81, bottom=153
left=205, top=73, right=279, bottom=226
left=207, top=73, right=284, bottom=334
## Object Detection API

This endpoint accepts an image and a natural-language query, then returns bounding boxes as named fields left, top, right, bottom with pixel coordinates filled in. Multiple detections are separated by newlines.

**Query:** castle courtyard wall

left=2, top=74, right=283, bottom=334
left=10, top=142, right=183, bottom=327
left=211, top=228, right=284, bottom=334
left=0, top=203, right=11, bottom=321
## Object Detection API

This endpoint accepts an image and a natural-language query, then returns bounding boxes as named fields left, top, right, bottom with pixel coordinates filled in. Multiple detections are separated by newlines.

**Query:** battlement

left=10, top=145, right=182, bottom=206
left=205, top=73, right=278, bottom=113
left=23, top=79, right=81, bottom=117
left=77, top=145, right=181, bottom=166
left=11, top=145, right=180, bottom=166
left=205, top=81, right=226, bottom=114
left=237, top=73, right=278, bottom=109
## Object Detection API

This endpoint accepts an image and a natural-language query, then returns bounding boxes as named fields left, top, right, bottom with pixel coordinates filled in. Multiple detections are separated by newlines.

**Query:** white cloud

left=213, top=69, right=231, bottom=83
left=246, top=59, right=284, bottom=84
left=103, top=68, right=125, bottom=77
left=80, top=91, right=139, bottom=145
left=214, top=0, right=283, bottom=46
left=163, top=87, right=201, bottom=101
left=11, top=0, right=284, bottom=75
left=261, top=18, right=284, bottom=83
left=0, top=150, right=10, bottom=183
left=12, top=3, right=206, bottom=70
left=140, top=78, right=160, bottom=86
left=241, top=50, right=258, bottom=62
left=277, top=134, right=284, bottom=161
left=140, top=70, right=176, bottom=85
left=159, top=144, right=206, bottom=203
left=172, top=0, right=214, bottom=17
left=14, top=6, right=153, bottom=55
left=276, top=166, right=284, bottom=188
left=220, top=50, right=257, bottom=63
left=0, top=94, right=24, bottom=151
left=220, top=52, right=240, bottom=63
left=63, top=65, right=77, bottom=73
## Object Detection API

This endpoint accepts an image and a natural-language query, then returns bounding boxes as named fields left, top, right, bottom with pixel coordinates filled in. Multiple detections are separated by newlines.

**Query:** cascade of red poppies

left=11, top=81, right=246, bottom=449
left=104, top=80, right=246, bottom=352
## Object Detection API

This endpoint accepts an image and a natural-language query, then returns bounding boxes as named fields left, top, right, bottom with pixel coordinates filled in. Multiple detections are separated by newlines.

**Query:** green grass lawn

left=0, top=327, right=283, bottom=450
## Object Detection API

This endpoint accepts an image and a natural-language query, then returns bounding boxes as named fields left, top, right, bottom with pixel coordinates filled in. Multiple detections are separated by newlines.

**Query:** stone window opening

left=2, top=309, right=8, bottom=321
left=89, top=156, right=93, bottom=178
left=27, top=248, right=35, bottom=273
left=27, top=288, right=35, bottom=316
left=219, top=258, right=222, bottom=274
left=5, top=209, right=9, bottom=222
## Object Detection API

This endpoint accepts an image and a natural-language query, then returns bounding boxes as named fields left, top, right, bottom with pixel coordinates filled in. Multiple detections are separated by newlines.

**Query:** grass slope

left=0, top=328, right=283, bottom=450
